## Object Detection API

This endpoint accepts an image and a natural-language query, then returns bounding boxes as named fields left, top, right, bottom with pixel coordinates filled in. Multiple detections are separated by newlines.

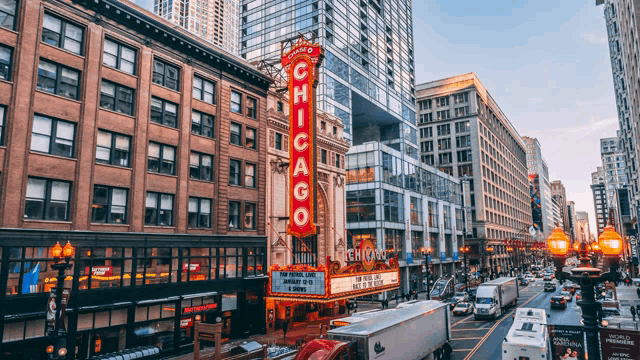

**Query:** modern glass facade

left=345, top=142, right=463, bottom=295
left=240, top=0, right=417, bottom=157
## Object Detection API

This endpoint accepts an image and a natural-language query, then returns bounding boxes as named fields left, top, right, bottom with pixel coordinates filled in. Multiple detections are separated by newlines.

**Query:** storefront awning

left=181, top=291, right=217, bottom=299
left=136, top=296, right=179, bottom=305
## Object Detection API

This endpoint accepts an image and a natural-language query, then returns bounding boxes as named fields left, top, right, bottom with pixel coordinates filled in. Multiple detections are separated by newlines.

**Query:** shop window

left=152, top=59, right=179, bottom=91
left=246, top=247, right=264, bottom=276
left=5, top=246, right=74, bottom=295
left=135, top=248, right=177, bottom=285
left=219, top=248, right=243, bottom=278
left=78, top=247, right=133, bottom=289
left=182, top=248, right=216, bottom=281
left=221, top=293, right=238, bottom=311
left=37, top=59, right=80, bottom=100
left=134, top=319, right=175, bottom=350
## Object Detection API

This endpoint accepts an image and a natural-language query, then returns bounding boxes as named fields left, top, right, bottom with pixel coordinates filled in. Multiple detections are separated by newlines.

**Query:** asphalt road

left=449, top=277, right=583, bottom=360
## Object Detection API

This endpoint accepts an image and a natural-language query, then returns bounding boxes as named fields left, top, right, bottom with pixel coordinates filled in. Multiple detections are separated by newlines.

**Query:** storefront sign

left=182, top=263, right=201, bottom=272
left=600, top=328, right=640, bottom=360
left=330, top=271, right=399, bottom=295
left=183, top=303, right=218, bottom=314
left=282, top=37, right=324, bottom=238
left=90, top=266, right=112, bottom=276
left=180, top=318, right=194, bottom=328
left=630, top=236, right=638, bottom=265
left=345, top=240, right=386, bottom=263
left=271, top=271, right=326, bottom=296
left=548, top=325, right=586, bottom=360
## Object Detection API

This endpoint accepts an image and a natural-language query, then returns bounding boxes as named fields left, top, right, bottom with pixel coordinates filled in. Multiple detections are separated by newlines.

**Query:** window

left=148, top=142, right=176, bottom=175
left=150, top=97, right=178, bottom=128
left=192, top=76, right=215, bottom=104
left=275, top=132, right=283, bottom=150
left=245, top=163, right=256, bottom=188
left=419, top=113, right=433, bottom=123
left=24, top=178, right=71, bottom=221
left=244, top=203, right=256, bottom=230
left=383, top=190, right=404, bottom=223
left=190, top=152, right=213, bottom=181
left=246, top=97, right=257, bottom=119
left=335, top=154, right=341, bottom=168
left=439, top=152, right=452, bottom=164
left=30, top=115, right=75, bottom=157
left=92, top=186, right=128, bottom=224
left=454, top=106, right=469, bottom=117
left=422, top=154, right=434, bottom=166
left=321, top=149, right=327, bottom=164
left=188, top=197, right=211, bottom=228
left=145, top=192, right=174, bottom=226
left=457, top=150, right=472, bottom=162
left=152, top=59, right=179, bottom=90
left=230, top=122, right=241, bottom=145
left=277, top=101, right=283, bottom=112
left=436, top=96, right=449, bottom=107
left=437, top=138, right=450, bottom=150
left=246, top=127, right=257, bottom=149
left=231, top=90, right=242, bottom=113
left=346, top=190, right=376, bottom=222
left=420, top=127, right=433, bottom=138
left=437, top=124, right=450, bottom=136
left=410, top=197, right=422, bottom=225
left=42, top=13, right=83, bottom=55
left=191, top=110, right=214, bottom=138
left=103, top=38, right=136, bottom=75
left=0, top=0, right=17, bottom=30
left=421, top=141, right=433, bottom=152
left=0, top=105, right=5, bottom=145
left=453, top=92, right=468, bottom=104
left=436, top=110, right=450, bottom=120
left=228, top=201, right=241, bottom=229
left=0, top=44, right=12, bottom=80
left=96, top=130, right=130, bottom=167
left=100, top=80, right=134, bottom=115
left=37, top=59, right=80, bottom=100
left=229, top=159, right=241, bottom=185
left=418, top=99, right=432, bottom=110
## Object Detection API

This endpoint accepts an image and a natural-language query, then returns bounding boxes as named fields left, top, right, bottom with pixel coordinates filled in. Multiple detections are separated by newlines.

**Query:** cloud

left=581, top=31, right=608, bottom=45
left=566, top=117, right=618, bottom=134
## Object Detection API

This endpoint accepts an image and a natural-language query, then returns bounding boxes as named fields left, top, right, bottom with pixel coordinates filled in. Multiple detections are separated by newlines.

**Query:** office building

left=550, top=180, right=569, bottom=234
left=522, top=136, right=553, bottom=240
left=240, top=0, right=418, bottom=158
left=598, top=0, right=640, bottom=217
left=0, top=0, right=273, bottom=357
left=567, top=201, right=578, bottom=241
left=600, top=134, right=628, bottom=207
left=592, top=166, right=605, bottom=185
left=576, top=211, right=592, bottom=243
left=416, top=73, right=533, bottom=276
left=346, top=142, right=463, bottom=294
left=150, top=0, right=240, bottom=54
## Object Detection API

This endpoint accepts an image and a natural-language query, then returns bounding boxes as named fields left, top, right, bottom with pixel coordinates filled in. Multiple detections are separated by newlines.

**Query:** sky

left=413, top=0, right=618, bottom=234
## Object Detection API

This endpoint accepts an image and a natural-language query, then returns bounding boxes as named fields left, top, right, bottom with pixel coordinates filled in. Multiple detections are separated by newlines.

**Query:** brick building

left=0, top=0, right=272, bottom=358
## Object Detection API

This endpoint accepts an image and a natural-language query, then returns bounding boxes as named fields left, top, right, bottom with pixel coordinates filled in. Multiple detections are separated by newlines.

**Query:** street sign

left=600, top=328, right=640, bottom=360
left=548, top=325, right=586, bottom=360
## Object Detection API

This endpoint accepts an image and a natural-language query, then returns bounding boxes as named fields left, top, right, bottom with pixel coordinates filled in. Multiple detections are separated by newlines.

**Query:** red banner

left=282, top=38, right=324, bottom=238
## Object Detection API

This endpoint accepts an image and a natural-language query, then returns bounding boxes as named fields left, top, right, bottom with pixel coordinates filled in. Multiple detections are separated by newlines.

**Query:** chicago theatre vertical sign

left=281, top=38, right=324, bottom=238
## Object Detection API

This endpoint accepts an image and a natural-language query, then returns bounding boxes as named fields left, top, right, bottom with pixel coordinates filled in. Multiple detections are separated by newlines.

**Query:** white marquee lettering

left=293, top=208, right=310, bottom=227
left=293, top=84, right=308, bottom=105
left=293, top=157, right=310, bottom=177
left=293, top=62, right=308, bottom=81
left=294, top=182, right=310, bottom=201
left=293, top=133, right=309, bottom=151
left=298, top=108, right=305, bottom=128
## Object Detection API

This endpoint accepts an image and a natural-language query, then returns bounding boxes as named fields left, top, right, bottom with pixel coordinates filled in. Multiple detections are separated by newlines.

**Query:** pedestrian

left=636, top=304, right=640, bottom=318
left=637, top=287, right=640, bottom=299
left=630, top=306, right=636, bottom=322
left=282, top=319, right=290, bottom=338
left=442, top=342, right=453, bottom=360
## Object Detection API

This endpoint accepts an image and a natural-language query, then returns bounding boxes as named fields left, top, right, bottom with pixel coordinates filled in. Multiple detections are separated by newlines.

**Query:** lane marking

left=451, top=329, right=490, bottom=332
left=452, top=337, right=485, bottom=340
left=453, top=349, right=474, bottom=352
left=463, top=289, right=544, bottom=360
left=452, top=314, right=474, bottom=326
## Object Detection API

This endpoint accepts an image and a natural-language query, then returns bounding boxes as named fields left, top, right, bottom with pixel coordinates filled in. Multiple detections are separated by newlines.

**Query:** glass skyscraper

left=240, top=0, right=418, bottom=157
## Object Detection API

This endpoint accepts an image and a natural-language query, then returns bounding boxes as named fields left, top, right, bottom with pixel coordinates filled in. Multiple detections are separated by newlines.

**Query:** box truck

left=294, top=301, right=452, bottom=360
left=502, top=308, right=549, bottom=360
left=474, top=277, right=519, bottom=320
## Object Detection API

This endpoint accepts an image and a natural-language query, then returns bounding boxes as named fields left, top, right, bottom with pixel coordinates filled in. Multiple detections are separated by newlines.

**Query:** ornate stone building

left=265, top=86, right=350, bottom=269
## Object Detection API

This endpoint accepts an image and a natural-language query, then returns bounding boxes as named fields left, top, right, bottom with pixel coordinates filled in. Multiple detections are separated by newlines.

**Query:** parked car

left=520, top=278, right=529, bottom=286
left=560, top=291, right=573, bottom=302
left=453, top=302, right=474, bottom=315
left=544, top=282, right=556, bottom=292
left=550, top=295, right=567, bottom=309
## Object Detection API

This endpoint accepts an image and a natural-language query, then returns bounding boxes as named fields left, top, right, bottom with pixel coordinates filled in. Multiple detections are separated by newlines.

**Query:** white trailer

left=502, top=308, right=549, bottom=360
left=474, top=277, right=519, bottom=320
left=296, top=301, right=451, bottom=360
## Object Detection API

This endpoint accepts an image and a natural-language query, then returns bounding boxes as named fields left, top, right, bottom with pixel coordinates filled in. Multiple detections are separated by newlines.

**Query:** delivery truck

left=474, top=277, right=519, bottom=320
left=294, top=301, right=452, bottom=360
left=502, top=308, right=549, bottom=360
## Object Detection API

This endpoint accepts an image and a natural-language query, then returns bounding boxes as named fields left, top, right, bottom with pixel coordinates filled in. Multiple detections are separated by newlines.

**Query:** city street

left=450, top=279, right=582, bottom=360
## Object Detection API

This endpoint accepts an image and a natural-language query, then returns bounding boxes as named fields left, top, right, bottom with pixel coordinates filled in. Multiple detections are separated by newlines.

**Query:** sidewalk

left=608, top=284, right=640, bottom=330
left=164, top=300, right=388, bottom=360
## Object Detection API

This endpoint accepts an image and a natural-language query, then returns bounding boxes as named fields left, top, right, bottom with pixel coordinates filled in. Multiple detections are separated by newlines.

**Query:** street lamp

left=459, top=246, right=471, bottom=291
left=422, top=247, right=433, bottom=300
left=486, top=246, right=494, bottom=279
left=547, top=224, right=622, bottom=360
left=506, top=247, right=514, bottom=276
left=49, top=241, right=74, bottom=360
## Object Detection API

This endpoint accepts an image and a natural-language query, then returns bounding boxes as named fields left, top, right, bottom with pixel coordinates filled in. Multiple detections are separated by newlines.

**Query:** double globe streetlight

left=547, top=223, right=623, bottom=360
left=46, top=241, right=74, bottom=360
